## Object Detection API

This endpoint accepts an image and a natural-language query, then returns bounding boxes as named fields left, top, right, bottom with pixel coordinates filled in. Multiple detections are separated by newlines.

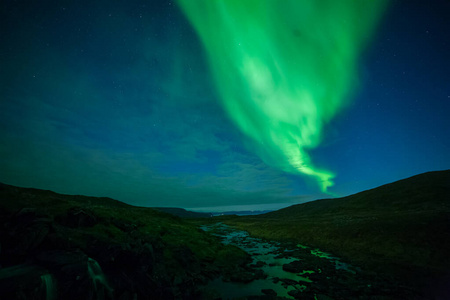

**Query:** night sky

left=1, top=0, right=449, bottom=212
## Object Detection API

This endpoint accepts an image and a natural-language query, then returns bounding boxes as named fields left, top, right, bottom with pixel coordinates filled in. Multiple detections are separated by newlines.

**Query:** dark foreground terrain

left=218, top=170, right=450, bottom=299
left=0, top=170, right=449, bottom=299
left=0, top=183, right=250, bottom=299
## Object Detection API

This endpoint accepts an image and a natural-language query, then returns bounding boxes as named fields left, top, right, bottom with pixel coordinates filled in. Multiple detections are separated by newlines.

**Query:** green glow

left=177, top=0, right=386, bottom=192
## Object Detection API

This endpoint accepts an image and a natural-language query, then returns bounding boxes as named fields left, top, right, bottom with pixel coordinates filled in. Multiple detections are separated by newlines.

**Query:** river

left=199, top=223, right=407, bottom=299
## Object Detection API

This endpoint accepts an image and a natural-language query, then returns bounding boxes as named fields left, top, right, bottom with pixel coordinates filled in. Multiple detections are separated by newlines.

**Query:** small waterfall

left=40, top=273, right=56, bottom=300
left=87, top=257, right=113, bottom=299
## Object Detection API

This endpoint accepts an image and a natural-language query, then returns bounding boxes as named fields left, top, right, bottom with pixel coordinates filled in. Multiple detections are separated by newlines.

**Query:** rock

left=1, top=208, right=51, bottom=258
left=288, top=289, right=302, bottom=299
left=262, top=288, right=277, bottom=296
left=247, top=296, right=278, bottom=300
left=250, top=260, right=266, bottom=268
left=15, top=207, right=38, bottom=218
left=112, top=219, right=138, bottom=232
left=116, top=291, right=137, bottom=300
left=280, top=278, right=298, bottom=286
left=93, top=242, right=155, bottom=273
left=61, top=207, right=98, bottom=228
left=316, top=294, right=335, bottom=300
left=174, top=245, right=195, bottom=268
left=282, top=260, right=304, bottom=273
left=36, top=250, right=88, bottom=269
left=230, top=271, right=255, bottom=283
left=36, top=250, right=115, bottom=300
left=0, top=264, right=50, bottom=300
left=253, top=269, right=267, bottom=280
left=257, top=260, right=266, bottom=267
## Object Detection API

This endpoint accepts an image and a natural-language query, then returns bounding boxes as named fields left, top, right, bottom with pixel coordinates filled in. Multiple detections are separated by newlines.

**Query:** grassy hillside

left=222, top=170, right=450, bottom=291
left=265, top=170, right=450, bottom=218
left=0, top=183, right=249, bottom=299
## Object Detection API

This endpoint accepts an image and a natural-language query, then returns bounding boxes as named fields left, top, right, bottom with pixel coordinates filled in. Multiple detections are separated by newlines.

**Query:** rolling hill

left=0, top=182, right=249, bottom=299
left=223, top=170, right=450, bottom=296
left=263, top=170, right=450, bottom=219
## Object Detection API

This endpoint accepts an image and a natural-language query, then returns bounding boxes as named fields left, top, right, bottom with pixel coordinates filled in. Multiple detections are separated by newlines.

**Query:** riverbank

left=208, top=171, right=450, bottom=299
left=199, top=223, right=421, bottom=299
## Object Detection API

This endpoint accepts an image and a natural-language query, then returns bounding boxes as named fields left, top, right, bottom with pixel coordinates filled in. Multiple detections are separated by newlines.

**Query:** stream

left=199, top=223, right=404, bottom=300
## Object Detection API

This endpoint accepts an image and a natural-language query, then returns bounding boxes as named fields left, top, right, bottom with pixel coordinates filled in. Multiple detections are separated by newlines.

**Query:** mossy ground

left=188, top=171, right=450, bottom=296
left=0, top=183, right=249, bottom=287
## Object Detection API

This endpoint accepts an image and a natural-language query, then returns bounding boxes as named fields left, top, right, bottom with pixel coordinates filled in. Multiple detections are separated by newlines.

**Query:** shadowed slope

left=264, top=170, right=450, bottom=218
left=223, top=170, right=450, bottom=296
left=0, top=183, right=249, bottom=299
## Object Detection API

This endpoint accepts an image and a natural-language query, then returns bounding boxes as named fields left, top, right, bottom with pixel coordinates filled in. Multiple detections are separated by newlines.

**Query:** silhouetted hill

left=262, top=170, right=450, bottom=219
left=152, top=207, right=212, bottom=218
left=0, top=182, right=133, bottom=210
left=223, top=170, right=450, bottom=297
left=211, top=210, right=273, bottom=216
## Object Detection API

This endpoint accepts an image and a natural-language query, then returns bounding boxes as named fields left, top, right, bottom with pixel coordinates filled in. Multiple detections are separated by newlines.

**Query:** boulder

left=262, top=288, right=277, bottom=296
left=230, top=271, right=256, bottom=283
left=62, top=207, right=98, bottom=228
left=316, top=294, right=335, bottom=300
left=288, top=289, right=303, bottom=299
left=0, top=264, right=51, bottom=300
left=36, top=249, right=88, bottom=270
left=1, top=208, right=51, bottom=258
left=282, top=260, right=304, bottom=273
left=280, top=278, right=298, bottom=286
left=112, top=219, right=138, bottom=232
left=253, top=269, right=267, bottom=280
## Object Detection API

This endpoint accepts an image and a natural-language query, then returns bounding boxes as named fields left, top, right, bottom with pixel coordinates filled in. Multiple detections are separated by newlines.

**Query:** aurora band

left=177, top=0, right=387, bottom=192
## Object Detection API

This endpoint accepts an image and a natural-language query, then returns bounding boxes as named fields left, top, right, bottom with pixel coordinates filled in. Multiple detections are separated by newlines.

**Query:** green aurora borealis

left=1, top=0, right=449, bottom=210
left=177, top=0, right=387, bottom=192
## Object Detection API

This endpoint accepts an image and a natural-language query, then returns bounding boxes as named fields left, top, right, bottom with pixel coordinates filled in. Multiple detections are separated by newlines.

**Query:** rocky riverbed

left=199, top=223, right=420, bottom=300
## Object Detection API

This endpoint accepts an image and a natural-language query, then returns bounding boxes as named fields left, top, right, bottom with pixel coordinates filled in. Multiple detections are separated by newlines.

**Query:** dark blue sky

left=1, top=0, right=449, bottom=211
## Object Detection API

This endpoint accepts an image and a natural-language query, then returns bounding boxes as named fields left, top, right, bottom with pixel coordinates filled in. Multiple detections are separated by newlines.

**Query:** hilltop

left=263, top=170, right=450, bottom=219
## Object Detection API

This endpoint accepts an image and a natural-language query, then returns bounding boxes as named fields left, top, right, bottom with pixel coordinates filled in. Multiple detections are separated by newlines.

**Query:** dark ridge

left=260, top=169, right=450, bottom=219
left=0, top=182, right=132, bottom=209
left=152, top=207, right=212, bottom=218
left=211, top=210, right=274, bottom=216
left=222, top=170, right=450, bottom=298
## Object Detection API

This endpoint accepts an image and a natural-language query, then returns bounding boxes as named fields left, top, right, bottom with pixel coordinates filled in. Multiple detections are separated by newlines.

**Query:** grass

left=2, top=170, right=448, bottom=295
left=213, top=170, right=450, bottom=290
left=0, top=182, right=249, bottom=278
